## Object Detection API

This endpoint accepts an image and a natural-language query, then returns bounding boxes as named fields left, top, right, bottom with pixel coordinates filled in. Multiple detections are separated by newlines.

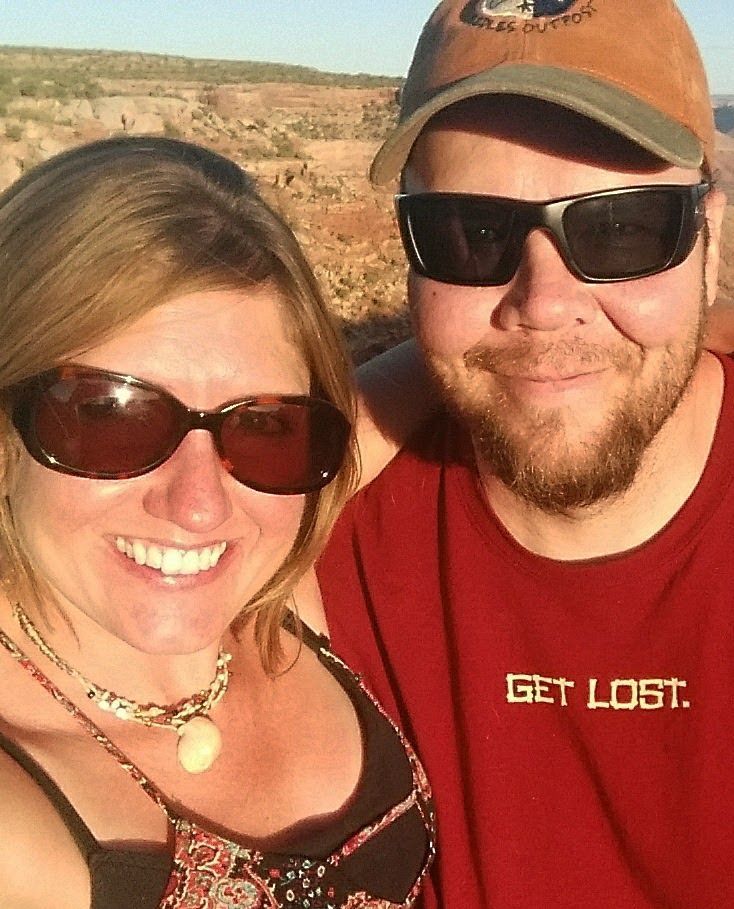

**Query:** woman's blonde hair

left=0, top=136, right=358, bottom=673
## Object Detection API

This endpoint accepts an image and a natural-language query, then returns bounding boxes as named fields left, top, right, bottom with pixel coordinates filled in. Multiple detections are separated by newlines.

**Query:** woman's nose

left=142, top=430, right=233, bottom=534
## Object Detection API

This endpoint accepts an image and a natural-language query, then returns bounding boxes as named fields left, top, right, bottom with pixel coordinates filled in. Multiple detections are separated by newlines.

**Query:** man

left=318, top=1, right=731, bottom=907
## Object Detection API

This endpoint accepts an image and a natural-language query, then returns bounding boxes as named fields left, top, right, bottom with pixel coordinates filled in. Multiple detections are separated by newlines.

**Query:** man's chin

left=454, top=363, right=701, bottom=515
left=469, top=414, right=644, bottom=515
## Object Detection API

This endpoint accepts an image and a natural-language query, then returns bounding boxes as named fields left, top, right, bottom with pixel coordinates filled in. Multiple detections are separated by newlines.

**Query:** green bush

left=162, top=120, right=183, bottom=138
left=14, top=105, right=55, bottom=123
left=0, top=45, right=400, bottom=91
left=271, top=130, right=302, bottom=159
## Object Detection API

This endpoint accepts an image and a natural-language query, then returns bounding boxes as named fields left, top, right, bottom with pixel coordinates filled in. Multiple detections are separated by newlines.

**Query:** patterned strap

left=317, top=647, right=436, bottom=897
left=0, top=724, right=99, bottom=858
left=0, top=628, right=174, bottom=820
left=281, top=609, right=331, bottom=655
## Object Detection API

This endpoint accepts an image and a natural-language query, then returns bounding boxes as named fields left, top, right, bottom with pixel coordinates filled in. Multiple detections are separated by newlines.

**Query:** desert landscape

left=1, top=46, right=733, bottom=363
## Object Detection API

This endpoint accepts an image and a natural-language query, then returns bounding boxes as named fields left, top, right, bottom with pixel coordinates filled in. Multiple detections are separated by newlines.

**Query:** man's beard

left=431, top=302, right=708, bottom=516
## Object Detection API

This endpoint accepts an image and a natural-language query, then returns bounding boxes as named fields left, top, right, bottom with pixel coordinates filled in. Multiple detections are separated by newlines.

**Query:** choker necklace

left=12, top=603, right=232, bottom=774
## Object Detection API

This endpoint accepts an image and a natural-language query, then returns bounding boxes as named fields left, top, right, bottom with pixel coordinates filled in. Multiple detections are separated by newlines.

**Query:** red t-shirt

left=318, top=355, right=734, bottom=909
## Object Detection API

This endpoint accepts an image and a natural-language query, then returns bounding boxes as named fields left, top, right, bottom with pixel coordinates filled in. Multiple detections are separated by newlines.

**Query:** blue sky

left=0, top=1, right=732, bottom=93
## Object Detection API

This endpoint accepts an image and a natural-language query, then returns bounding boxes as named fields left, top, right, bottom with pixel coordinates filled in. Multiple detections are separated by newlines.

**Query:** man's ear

left=704, top=186, right=727, bottom=309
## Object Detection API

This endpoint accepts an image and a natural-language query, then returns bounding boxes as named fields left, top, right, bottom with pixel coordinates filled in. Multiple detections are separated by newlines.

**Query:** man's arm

left=355, top=339, right=439, bottom=488
left=705, top=300, right=734, bottom=354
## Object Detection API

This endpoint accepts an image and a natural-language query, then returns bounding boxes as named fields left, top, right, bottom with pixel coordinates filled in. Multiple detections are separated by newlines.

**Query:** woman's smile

left=114, top=536, right=229, bottom=576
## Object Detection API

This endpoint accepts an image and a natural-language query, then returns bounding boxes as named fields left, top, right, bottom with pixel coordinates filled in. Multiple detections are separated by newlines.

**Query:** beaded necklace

left=12, top=603, right=231, bottom=773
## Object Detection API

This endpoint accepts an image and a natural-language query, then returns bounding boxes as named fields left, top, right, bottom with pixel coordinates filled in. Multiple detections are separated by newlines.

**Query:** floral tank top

left=0, top=621, right=435, bottom=909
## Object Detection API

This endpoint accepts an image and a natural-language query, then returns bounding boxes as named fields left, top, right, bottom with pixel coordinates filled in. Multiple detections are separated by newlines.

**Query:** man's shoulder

left=325, top=413, right=477, bottom=573
left=357, top=413, right=461, bottom=501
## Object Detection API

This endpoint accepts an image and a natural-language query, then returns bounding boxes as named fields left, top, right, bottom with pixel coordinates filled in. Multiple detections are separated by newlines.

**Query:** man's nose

left=142, top=431, right=233, bottom=534
left=494, top=229, right=599, bottom=332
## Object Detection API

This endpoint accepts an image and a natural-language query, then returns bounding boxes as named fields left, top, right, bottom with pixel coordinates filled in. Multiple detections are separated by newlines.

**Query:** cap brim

left=370, top=63, right=704, bottom=186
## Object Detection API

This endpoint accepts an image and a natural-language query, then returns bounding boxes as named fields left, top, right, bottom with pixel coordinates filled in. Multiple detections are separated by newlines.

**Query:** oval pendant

left=176, top=717, right=223, bottom=774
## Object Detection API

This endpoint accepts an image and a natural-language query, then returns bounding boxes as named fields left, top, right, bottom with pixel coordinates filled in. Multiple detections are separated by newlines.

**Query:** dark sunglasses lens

left=27, top=374, right=178, bottom=477
left=564, top=190, right=684, bottom=279
left=221, top=399, right=349, bottom=494
left=404, top=196, right=514, bottom=285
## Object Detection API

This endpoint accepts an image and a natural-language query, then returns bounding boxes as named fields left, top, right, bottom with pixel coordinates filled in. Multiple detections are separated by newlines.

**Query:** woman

left=0, top=137, right=434, bottom=908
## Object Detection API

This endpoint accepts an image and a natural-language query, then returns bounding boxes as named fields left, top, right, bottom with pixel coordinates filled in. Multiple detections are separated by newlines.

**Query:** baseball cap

left=371, top=0, right=715, bottom=185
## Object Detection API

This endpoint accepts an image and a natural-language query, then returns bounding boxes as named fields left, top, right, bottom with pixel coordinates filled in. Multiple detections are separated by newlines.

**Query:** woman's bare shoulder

left=292, top=569, right=329, bottom=636
left=0, top=747, right=90, bottom=909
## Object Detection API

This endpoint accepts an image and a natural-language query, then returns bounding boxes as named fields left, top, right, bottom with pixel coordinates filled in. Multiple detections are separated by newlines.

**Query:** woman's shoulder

left=0, top=745, right=90, bottom=909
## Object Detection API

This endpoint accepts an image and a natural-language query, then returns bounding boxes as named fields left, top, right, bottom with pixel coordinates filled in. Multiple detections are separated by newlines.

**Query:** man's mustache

left=464, top=338, right=641, bottom=375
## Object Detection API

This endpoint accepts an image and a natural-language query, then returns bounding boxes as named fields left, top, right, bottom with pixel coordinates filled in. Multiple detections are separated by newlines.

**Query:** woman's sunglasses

left=396, top=183, right=710, bottom=287
left=11, top=366, right=351, bottom=495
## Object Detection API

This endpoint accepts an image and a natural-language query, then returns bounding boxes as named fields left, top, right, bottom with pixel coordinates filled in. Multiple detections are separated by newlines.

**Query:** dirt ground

left=0, top=71, right=732, bottom=363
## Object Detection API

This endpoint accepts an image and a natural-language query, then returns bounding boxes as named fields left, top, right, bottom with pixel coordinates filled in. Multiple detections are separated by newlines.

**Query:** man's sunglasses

left=11, top=366, right=351, bottom=495
left=396, top=183, right=710, bottom=287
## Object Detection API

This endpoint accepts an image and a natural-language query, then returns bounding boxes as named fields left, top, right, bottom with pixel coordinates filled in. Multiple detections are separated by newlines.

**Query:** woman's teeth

left=115, top=538, right=227, bottom=576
